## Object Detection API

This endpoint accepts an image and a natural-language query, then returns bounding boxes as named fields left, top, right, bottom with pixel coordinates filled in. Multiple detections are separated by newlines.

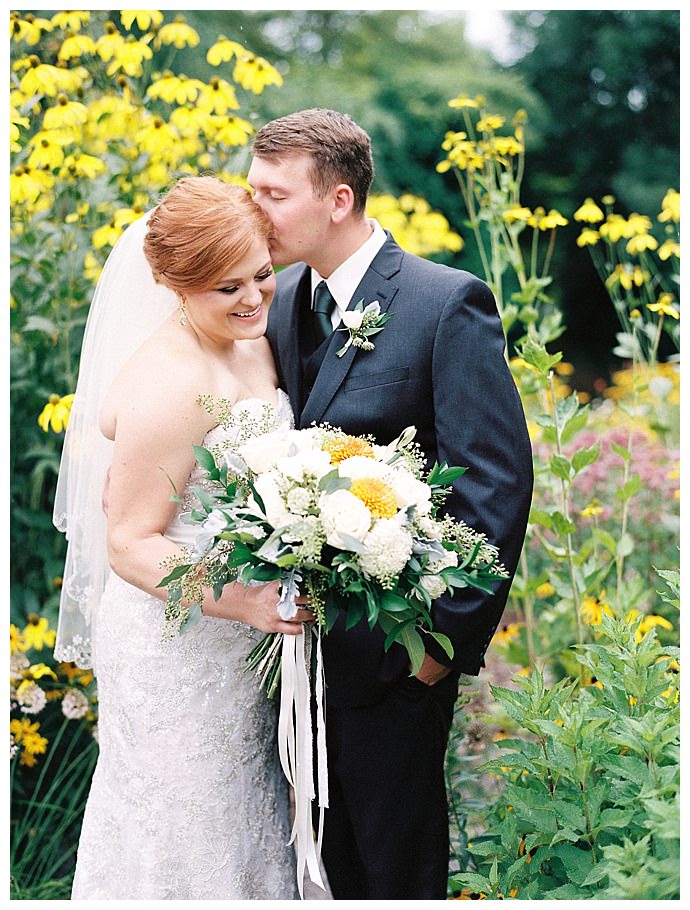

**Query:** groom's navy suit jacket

left=267, top=233, right=533, bottom=707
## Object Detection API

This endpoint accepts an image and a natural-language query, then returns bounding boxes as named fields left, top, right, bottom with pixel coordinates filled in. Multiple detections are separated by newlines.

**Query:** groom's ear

left=330, top=183, right=355, bottom=224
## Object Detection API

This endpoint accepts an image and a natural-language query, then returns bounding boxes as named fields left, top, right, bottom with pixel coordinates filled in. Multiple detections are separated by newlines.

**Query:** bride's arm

left=103, top=352, right=306, bottom=635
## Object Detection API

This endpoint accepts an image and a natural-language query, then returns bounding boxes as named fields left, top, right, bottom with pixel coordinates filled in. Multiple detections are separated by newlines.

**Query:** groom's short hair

left=253, top=108, right=374, bottom=213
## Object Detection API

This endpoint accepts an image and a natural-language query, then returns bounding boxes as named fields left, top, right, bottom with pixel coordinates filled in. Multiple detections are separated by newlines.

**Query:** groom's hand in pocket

left=413, top=652, right=451, bottom=686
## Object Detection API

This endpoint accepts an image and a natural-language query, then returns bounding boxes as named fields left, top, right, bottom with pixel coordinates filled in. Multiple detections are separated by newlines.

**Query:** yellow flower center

left=324, top=435, right=374, bottom=464
left=349, top=478, right=397, bottom=519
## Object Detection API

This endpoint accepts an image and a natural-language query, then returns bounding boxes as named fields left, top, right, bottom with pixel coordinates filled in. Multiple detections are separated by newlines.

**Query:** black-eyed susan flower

left=106, top=35, right=153, bottom=78
left=60, top=152, right=107, bottom=180
left=599, top=214, right=632, bottom=243
left=502, top=205, right=532, bottom=225
left=147, top=72, right=205, bottom=105
left=156, top=18, right=200, bottom=50
left=646, top=294, right=679, bottom=319
left=120, top=10, right=164, bottom=32
left=37, top=393, right=75, bottom=433
left=233, top=55, right=283, bottom=93
left=658, top=188, right=680, bottom=223
left=43, top=94, right=89, bottom=131
left=448, top=93, right=480, bottom=109
left=27, top=134, right=66, bottom=170
left=95, top=22, right=126, bottom=61
left=57, top=32, right=96, bottom=62
left=574, top=198, right=605, bottom=223
left=211, top=114, right=254, bottom=147
left=10, top=12, right=54, bottom=45
left=19, top=60, right=71, bottom=97
left=23, top=616, right=57, bottom=651
left=659, top=240, right=680, bottom=261
left=580, top=499, right=604, bottom=519
left=577, top=228, right=600, bottom=247
left=477, top=114, right=505, bottom=132
left=530, top=208, right=568, bottom=231
left=207, top=36, right=247, bottom=66
left=634, top=614, right=674, bottom=643
left=535, top=581, right=556, bottom=598
left=581, top=590, right=614, bottom=626
left=197, top=77, right=240, bottom=115
left=51, top=10, right=90, bottom=32
left=10, top=624, right=26, bottom=654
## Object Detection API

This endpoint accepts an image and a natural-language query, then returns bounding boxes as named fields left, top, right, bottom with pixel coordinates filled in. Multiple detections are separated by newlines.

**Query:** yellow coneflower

left=38, top=394, right=75, bottom=433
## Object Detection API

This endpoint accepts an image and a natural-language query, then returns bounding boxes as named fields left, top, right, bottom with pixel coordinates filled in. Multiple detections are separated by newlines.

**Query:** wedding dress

left=71, top=392, right=300, bottom=900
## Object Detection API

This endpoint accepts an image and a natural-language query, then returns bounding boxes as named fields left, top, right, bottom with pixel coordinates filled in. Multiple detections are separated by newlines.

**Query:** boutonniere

left=336, top=299, right=392, bottom=358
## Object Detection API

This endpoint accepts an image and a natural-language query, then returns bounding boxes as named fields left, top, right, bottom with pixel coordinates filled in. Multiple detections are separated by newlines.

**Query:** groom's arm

left=426, top=273, right=533, bottom=676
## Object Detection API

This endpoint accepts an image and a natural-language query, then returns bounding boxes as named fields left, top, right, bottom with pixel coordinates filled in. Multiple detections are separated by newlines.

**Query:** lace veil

left=53, top=212, right=177, bottom=667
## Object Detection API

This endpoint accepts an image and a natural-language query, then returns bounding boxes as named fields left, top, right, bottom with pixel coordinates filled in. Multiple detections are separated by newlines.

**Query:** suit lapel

left=301, top=235, right=403, bottom=427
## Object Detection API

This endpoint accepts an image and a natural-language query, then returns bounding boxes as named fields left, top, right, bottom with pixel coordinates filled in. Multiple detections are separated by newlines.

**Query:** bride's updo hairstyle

left=143, top=175, right=273, bottom=293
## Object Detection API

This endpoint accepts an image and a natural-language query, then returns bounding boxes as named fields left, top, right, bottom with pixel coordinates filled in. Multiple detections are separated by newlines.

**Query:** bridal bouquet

left=159, top=422, right=507, bottom=694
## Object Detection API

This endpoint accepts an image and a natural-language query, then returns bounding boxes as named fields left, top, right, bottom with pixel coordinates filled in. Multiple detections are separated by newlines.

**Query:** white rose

left=319, top=489, right=372, bottom=549
left=276, top=448, right=333, bottom=483
left=248, top=472, right=291, bottom=528
left=420, top=573, right=448, bottom=599
left=239, top=430, right=293, bottom=474
left=337, top=454, right=390, bottom=482
left=390, top=469, right=432, bottom=515
left=341, top=309, right=365, bottom=330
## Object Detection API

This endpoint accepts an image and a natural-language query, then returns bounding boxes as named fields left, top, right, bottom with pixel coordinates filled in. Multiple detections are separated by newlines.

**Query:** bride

left=53, top=176, right=313, bottom=899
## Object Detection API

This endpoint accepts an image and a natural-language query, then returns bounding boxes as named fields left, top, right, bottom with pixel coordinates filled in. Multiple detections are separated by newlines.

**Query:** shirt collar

left=310, top=219, right=387, bottom=315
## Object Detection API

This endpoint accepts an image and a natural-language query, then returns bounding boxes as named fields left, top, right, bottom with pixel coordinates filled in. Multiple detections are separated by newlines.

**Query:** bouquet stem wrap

left=278, top=625, right=328, bottom=897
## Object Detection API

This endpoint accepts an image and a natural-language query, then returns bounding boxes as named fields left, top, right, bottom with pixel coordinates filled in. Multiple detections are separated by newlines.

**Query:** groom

left=247, top=108, right=533, bottom=899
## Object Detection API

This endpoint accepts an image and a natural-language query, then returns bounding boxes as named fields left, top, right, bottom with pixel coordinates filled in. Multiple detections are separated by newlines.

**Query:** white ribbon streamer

left=278, top=626, right=328, bottom=898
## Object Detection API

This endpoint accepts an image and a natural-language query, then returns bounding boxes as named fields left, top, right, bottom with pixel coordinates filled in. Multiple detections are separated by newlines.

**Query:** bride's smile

left=182, top=242, right=276, bottom=345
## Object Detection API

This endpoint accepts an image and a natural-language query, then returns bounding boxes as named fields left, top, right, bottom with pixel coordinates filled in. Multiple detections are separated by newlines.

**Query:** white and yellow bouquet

left=160, top=422, right=506, bottom=693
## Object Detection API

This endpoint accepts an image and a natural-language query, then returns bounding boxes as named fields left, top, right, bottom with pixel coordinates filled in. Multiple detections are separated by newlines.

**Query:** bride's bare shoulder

left=99, top=323, right=212, bottom=437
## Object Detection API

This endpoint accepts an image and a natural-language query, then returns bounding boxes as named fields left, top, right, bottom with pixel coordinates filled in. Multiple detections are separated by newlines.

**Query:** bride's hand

left=202, top=580, right=313, bottom=635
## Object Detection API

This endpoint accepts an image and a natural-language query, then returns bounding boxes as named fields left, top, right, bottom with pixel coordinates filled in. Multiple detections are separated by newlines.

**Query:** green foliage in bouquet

left=159, top=422, right=507, bottom=693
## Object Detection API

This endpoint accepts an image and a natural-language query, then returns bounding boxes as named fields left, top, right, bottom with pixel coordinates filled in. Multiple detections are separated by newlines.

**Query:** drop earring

left=178, top=296, right=188, bottom=327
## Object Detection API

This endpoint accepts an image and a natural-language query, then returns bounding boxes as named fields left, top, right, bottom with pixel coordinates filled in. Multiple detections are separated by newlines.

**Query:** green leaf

left=157, top=563, right=193, bottom=587
left=428, top=631, right=454, bottom=660
left=572, top=443, right=600, bottom=474
left=615, top=473, right=642, bottom=501
left=611, top=441, right=631, bottom=460
left=192, top=445, right=218, bottom=475
left=551, top=511, right=577, bottom=537
left=379, top=590, right=410, bottom=613
left=518, top=336, right=563, bottom=376
left=449, top=872, right=492, bottom=895
left=529, top=508, right=554, bottom=530
left=616, top=533, right=635, bottom=558
left=560, top=408, right=589, bottom=444
left=593, top=528, right=618, bottom=556
left=550, top=454, right=572, bottom=481
left=318, top=469, right=351, bottom=493
left=179, top=602, right=202, bottom=633
left=400, top=624, right=425, bottom=675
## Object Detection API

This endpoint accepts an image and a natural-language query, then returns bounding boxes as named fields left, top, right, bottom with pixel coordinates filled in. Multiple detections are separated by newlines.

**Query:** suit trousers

left=318, top=670, right=459, bottom=899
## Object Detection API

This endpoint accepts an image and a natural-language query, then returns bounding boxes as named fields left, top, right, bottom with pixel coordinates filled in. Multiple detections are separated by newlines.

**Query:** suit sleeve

left=427, top=275, right=533, bottom=674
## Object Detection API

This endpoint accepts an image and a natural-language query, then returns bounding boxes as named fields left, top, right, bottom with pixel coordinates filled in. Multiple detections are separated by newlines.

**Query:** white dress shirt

left=310, top=219, right=387, bottom=329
